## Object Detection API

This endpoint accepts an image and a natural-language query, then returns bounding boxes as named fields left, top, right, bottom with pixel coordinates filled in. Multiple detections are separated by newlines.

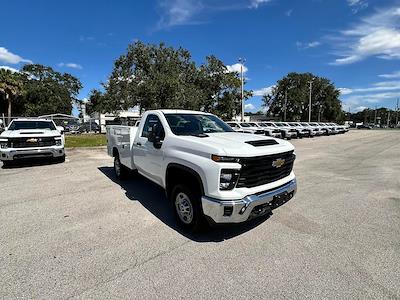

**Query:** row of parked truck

left=226, top=121, right=349, bottom=139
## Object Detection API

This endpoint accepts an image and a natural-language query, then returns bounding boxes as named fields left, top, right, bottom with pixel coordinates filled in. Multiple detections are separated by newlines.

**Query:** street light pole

left=308, top=80, right=313, bottom=122
left=284, top=90, right=288, bottom=122
left=239, top=58, right=245, bottom=122
left=396, top=98, right=399, bottom=127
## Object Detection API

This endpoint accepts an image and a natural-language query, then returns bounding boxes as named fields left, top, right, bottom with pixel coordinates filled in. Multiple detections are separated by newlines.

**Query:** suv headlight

left=0, top=139, right=8, bottom=149
left=220, top=169, right=240, bottom=190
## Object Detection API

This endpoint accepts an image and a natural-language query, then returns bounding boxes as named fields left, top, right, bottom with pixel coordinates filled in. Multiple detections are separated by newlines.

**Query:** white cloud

left=249, top=0, right=272, bottom=9
left=253, top=85, right=275, bottom=96
left=245, top=103, right=255, bottom=110
left=285, top=9, right=293, bottom=17
left=379, top=70, right=400, bottom=79
left=0, top=65, right=19, bottom=73
left=0, top=47, right=32, bottom=64
left=344, top=91, right=400, bottom=104
left=296, top=41, right=321, bottom=50
left=339, top=87, right=353, bottom=95
left=58, top=62, right=83, bottom=70
left=347, top=0, right=368, bottom=13
left=156, top=0, right=204, bottom=29
left=331, top=6, right=400, bottom=65
left=340, top=81, right=400, bottom=94
left=226, top=63, right=248, bottom=74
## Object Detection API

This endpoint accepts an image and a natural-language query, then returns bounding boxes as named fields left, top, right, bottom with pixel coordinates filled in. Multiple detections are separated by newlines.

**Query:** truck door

left=133, top=114, right=165, bottom=186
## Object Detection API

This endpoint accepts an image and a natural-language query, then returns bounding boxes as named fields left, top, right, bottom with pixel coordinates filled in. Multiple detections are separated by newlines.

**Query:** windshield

left=164, top=113, right=233, bottom=135
left=248, top=123, right=258, bottom=127
left=9, top=120, right=56, bottom=131
left=275, top=123, right=285, bottom=127
left=240, top=123, right=251, bottom=127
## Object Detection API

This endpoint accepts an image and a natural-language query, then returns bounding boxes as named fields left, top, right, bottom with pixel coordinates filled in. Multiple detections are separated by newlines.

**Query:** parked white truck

left=107, top=110, right=297, bottom=231
left=0, top=119, right=65, bottom=166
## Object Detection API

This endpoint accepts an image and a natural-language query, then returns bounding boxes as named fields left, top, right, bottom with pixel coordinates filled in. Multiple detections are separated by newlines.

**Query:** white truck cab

left=107, top=110, right=297, bottom=231
left=0, top=119, right=65, bottom=166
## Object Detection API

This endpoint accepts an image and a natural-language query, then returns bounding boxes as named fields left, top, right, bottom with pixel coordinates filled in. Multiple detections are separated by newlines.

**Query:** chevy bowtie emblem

left=272, top=158, right=285, bottom=168
left=26, top=138, right=38, bottom=143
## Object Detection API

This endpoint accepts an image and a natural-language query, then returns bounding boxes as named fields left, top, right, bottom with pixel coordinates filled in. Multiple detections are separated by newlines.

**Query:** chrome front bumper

left=0, top=147, right=65, bottom=161
left=202, top=179, right=297, bottom=224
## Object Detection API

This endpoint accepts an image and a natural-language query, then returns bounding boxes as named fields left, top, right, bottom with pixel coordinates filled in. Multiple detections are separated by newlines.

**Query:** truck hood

left=0, top=129, right=61, bottom=138
left=180, top=132, right=294, bottom=157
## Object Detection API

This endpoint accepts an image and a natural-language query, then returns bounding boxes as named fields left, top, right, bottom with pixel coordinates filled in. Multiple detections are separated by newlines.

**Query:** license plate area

left=270, top=191, right=293, bottom=208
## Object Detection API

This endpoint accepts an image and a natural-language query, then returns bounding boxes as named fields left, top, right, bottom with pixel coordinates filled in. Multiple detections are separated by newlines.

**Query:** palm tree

left=0, top=69, right=24, bottom=124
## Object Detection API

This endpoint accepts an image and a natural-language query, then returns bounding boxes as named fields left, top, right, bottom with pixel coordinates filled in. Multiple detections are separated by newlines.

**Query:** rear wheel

left=114, top=155, right=128, bottom=179
left=171, top=184, right=207, bottom=232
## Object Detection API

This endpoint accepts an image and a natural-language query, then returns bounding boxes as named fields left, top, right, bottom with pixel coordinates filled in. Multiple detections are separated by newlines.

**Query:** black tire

left=171, top=184, right=207, bottom=232
left=114, top=155, right=128, bottom=179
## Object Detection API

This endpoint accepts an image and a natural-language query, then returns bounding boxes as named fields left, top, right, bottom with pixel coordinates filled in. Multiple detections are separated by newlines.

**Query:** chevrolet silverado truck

left=107, top=110, right=297, bottom=231
left=0, top=119, right=65, bottom=166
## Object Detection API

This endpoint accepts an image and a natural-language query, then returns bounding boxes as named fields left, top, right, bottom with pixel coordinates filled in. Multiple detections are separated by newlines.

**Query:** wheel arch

left=165, top=163, right=205, bottom=198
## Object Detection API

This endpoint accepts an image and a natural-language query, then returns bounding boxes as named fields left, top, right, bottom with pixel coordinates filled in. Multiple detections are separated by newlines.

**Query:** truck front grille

left=236, top=151, right=295, bottom=188
left=9, top=137, right=56, bottom=148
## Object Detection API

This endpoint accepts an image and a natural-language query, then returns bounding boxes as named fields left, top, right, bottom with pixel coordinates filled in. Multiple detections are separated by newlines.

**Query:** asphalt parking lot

left=1, top=130, right=399, bottom=299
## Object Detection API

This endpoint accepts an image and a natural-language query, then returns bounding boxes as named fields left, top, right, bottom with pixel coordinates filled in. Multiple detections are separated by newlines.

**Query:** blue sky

left=1, top=0, right=400, bottom=115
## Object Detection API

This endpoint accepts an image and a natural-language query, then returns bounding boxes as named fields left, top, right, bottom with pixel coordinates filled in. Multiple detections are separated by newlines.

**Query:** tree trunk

left=6, top=93, right=11, bottom=125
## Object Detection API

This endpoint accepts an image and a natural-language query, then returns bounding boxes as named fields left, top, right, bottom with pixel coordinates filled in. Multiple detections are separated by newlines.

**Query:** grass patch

left=65, top=134, right=107, bottom=148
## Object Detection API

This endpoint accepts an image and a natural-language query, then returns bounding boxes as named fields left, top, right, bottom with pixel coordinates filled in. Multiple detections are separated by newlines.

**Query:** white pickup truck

left=107, top=110, right=297, bottom=231
left=0, top=119, right=65, bottom=166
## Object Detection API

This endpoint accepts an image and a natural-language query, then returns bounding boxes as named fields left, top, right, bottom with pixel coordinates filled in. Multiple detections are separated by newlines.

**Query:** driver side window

left=141, top=114, right=165, bottom=139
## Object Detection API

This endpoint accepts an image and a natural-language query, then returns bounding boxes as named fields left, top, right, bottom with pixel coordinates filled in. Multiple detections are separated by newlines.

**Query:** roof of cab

left=11, top=118, right=53, bottom=122
left=147, top=109, right=211, bottom=115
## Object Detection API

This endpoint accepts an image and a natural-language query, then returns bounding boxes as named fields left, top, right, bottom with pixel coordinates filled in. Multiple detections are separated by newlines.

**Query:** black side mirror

left=147, top=124, right=163, bottom=149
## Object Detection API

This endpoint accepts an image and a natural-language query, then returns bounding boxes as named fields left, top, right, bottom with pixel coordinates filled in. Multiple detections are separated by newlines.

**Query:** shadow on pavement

left=1, top=158, right=64, bottom=169
left=98, top=166, right=272, bottom=242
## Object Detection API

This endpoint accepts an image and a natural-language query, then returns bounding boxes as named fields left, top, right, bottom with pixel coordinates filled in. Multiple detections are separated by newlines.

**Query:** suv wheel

left=171, top=184, right=206, bottom=232
left=114, top=155, right=128, bottom=179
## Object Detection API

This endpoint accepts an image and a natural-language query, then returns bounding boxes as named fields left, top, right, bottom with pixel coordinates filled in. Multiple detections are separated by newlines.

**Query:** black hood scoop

left=245, top=140, right=278, bottom=147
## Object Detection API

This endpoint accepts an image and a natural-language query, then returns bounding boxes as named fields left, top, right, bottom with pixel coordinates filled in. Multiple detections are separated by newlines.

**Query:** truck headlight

left=211, top=155, right=240, bottom=163
left=0, top=140, right=8, bottom=149
left=55, top=138, right=62, bottom=146
left=220, top=169, right=240, bottom=190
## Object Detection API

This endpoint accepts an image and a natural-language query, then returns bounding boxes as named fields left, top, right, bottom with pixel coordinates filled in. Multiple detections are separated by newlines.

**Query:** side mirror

left=57, top=126, right=65, bottom=134
left=4, top=127, right=8, bottom=131
left=147, top=124, right=163, bottom=149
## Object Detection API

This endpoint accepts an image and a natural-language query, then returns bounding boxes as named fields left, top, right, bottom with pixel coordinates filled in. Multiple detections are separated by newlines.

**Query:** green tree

left=21, top=64, right=82, bottom=116
left=0, top=69, right=25, bottom=124
left=0, top=70, right=24, bottom=122
left=262, top=72, right=343, bottom=122
left=87, top=41, right=251, bottom=119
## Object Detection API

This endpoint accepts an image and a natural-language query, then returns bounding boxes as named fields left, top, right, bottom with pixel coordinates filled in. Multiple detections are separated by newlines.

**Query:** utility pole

left=239, top=58, right=245, bottom=122
left=396, top=99, right=399, bottom=127
left=374, top=106, right=377, bottom=125
left=284, top=90, right=288, bottom=122
left=387, top=110, right=390, bottom=127
left=308, top=79, right=314, bottom=122
left=318, top=104, right=322, bottom=122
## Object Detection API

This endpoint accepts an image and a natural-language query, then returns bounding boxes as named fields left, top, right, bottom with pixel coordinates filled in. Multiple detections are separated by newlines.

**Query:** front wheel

left=114, top=155, right=128, bottom=179
left=171, top=184, right=207, bottom=232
